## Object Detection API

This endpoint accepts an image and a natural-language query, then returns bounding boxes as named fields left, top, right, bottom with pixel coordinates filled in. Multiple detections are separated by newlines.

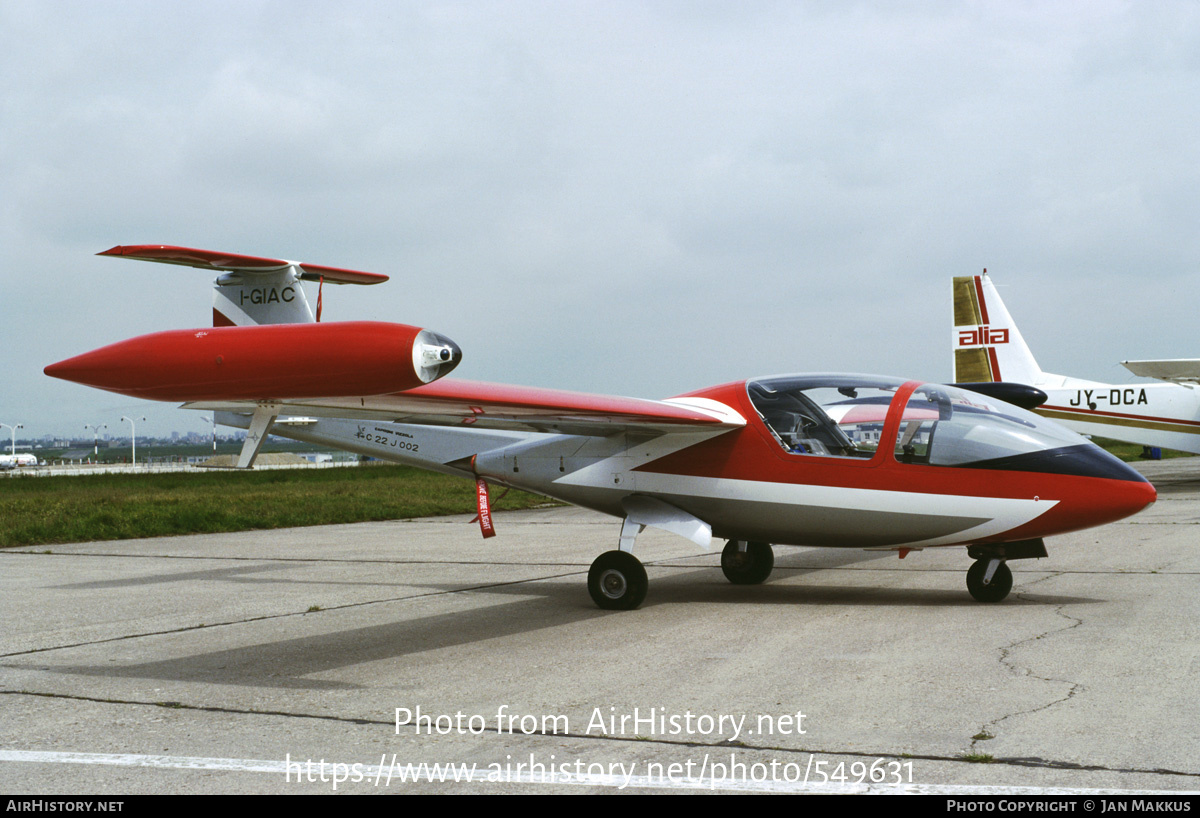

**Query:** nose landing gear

left=966, top=558, right=1013, bottom=602
left=965, top=539, right=1047, bottom=603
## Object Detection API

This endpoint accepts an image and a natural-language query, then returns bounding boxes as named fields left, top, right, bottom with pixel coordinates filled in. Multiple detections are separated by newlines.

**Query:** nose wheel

left=588, top=550, right=648, bottom=610
left=966, top=558, right=1013, bottom=602
left=721, top=540, right=775, bottom=585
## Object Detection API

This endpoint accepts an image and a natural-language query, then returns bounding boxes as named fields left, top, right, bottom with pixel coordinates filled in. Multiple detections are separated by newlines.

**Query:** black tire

left=721, top=540, right=775, bottom=585
left=588, top=550, right=648, bottom=610
left=966, top=559, right=1013, bottom=603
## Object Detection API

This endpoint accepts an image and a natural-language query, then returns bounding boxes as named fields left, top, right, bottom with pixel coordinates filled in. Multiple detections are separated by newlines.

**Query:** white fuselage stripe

left=629, top=473, right=1053, bottom=547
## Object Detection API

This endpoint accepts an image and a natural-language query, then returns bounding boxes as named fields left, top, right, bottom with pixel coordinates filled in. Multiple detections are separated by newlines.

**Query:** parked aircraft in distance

left=0, top=453, right=38, bottom=469
left=953, top=271, right=1200, bottom=455
left=46, top=247, right=1156, bottom=608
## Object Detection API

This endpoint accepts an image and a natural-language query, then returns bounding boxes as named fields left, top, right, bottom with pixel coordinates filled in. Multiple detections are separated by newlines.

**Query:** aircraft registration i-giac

left=46, top=246, right=1156, bottom=609
left=952, top=270, right=1200, bottom=455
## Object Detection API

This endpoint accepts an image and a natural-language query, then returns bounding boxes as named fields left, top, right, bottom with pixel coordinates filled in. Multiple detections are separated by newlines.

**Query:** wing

left=98, top=245, right=389, bottom=285
left=1121, top=359, right=1200, bottom=384
left=185, top=378, right=746, bottom=436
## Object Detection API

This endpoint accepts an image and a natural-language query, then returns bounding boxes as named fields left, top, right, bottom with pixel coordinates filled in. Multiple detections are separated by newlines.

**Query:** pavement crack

left=970, top=571, right=1086, bottom=756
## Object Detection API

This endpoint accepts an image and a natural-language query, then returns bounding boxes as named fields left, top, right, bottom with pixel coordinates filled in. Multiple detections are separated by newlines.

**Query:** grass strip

left=0, top=465, right=551, bottom=548
left=1090, top=437, right=1194, bottom=462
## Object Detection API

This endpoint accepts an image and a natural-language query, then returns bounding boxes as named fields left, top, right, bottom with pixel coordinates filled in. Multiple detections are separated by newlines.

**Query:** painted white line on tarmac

left=0, top=750, right=1186, bottom=795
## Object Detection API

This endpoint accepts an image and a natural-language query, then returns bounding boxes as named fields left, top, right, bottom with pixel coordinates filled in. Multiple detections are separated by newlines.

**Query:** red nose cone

left=45, top=346, right=132, bottom=391
left=1092, top=477, right=1157, bottom=524
left=44, top=358, right=74, bottom=381
left=1021, top=475, right=1157, bottom=540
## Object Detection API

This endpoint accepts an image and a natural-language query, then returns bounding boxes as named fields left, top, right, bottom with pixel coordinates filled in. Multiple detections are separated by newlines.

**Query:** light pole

left=0, top=423, right=21, bottom=457
left=199, top=416, right=217, bottom=451
left=121, top=416, right=145, bottom=465
left=84, top=424, right=106, bottom=457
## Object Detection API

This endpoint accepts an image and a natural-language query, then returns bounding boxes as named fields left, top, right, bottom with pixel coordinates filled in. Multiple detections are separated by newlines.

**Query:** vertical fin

left=212, top=267, right=315, bottom=327
left=953, top=271, right=1045, bottom=386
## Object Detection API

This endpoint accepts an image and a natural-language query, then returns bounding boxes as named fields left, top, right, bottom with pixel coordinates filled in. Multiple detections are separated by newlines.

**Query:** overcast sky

left=3, top=1, right=1199, bottom=439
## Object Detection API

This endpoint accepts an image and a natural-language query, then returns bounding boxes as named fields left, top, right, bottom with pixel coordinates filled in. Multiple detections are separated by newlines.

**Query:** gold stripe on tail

left=952, top=276, right=992, bottom=382
left=955, top=348, right=993, bottom=382
left=952, top=276, right=983, bottom=326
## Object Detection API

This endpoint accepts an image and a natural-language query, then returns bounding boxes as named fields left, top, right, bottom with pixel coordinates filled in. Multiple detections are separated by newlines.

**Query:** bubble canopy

left=745, top=374, right=1145, bottom=481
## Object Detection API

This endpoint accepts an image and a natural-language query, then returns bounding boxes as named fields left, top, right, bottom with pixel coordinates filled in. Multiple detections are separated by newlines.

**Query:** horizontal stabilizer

left=98, top=245, right=388, bottom=285
left=1122, top=359, right=1200, bottom=384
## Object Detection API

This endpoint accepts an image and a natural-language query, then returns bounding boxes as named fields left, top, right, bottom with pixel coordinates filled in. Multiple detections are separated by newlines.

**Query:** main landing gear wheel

left=966, top=559, right=1013, bottom=603
left=721, top=540, right=775, bottom=585
left=588, top=550, right=648, bottom=610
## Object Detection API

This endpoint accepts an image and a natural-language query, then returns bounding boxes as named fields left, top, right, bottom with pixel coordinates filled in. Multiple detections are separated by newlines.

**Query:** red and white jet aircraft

left=46, top=246, right=1156, bottom=608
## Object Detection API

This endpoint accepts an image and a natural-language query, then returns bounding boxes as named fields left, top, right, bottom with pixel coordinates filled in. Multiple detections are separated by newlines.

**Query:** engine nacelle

left=44, top=321, right=462, bottom=402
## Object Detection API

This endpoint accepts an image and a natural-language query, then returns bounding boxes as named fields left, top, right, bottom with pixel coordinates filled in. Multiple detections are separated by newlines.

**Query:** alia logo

left=957, top=326, right=1009, bottom=347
